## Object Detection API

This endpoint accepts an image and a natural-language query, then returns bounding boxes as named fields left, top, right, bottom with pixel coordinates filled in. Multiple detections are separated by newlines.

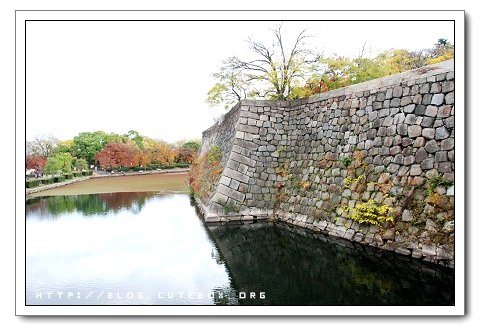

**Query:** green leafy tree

left=72, top=131, right=126, bottom=164
left=54, top=152, right=73, bottom=173
left=125, top=130, right=144, bottom=149
left=74, top=158, right=89, bottom=171
left=299, top=38, right=454, bottom=97
left=206, top=61, right=254, bottom=109
left=349, top=56, right=387, bottom=84
left=374, top=49, right=428, bottom=75
left=427, top=38, right=454, bottom=64
left=182, top=140, right=201, bottom=152
left=54, top=139, right=75, bottom=156
left=44, top=157, right=61, bottom=175
left=175, top=140, right=201, bottom=164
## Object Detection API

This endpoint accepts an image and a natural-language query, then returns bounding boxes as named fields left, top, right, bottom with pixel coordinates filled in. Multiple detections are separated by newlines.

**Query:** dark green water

left=26, top=192, right=454, bottom=305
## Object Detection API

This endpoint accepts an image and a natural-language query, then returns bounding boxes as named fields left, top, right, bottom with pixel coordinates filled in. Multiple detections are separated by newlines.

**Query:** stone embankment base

left=198, top=203, right=454, bottom=269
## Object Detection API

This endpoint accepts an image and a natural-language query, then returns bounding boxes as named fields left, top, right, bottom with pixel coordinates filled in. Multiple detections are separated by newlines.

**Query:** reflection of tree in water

left=97, top=193, right=150, bottom=214
left=26, top=192, right=157, bottom=218
left=207, top=222, right=455, bottom=306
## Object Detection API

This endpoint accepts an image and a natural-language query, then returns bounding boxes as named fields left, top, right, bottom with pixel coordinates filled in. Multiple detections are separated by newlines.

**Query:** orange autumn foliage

left=95, top=142, right=139, bottom=168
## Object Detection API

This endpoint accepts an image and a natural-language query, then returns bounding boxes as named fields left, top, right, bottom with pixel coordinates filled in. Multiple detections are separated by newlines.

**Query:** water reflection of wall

left=26, top=192, right=158, bottom=218
left=207, top=222, right=454, bottom=306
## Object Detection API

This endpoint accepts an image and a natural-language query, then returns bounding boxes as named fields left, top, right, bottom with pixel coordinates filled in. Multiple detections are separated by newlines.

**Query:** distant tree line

left=26, top=131, right=201, bottom=176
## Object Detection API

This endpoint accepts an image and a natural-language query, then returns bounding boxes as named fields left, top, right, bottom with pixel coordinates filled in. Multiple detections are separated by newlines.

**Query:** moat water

left=26, top=192, right=454, bottom=305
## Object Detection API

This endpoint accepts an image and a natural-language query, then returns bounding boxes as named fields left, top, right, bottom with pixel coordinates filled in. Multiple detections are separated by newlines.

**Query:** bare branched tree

left=207, top=23, right=319, bottom=108
left=26, top=134, right=59, bottom=157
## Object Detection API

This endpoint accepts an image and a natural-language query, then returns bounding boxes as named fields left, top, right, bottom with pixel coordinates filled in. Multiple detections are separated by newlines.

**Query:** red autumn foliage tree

left=26, top=155, right=47, bottom=171
left=94, top=142, right=139, bottom=169
left=175, top=147, right=197, bottom=164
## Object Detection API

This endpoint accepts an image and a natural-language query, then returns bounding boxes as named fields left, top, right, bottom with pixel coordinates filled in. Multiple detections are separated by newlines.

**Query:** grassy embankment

left=30, top=172, right=189, bottom=197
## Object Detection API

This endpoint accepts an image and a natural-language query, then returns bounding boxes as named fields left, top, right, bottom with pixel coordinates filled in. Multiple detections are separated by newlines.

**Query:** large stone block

left=421, top=116, right=434, bottom=127
left=223, top=167, right=250, bottom=183
left=420, top=158, right=435, bottom=170
left=435, top=126, right=450, bottom=140
left=435, top=151, right=448, bottom=163
left=404, top=155, right=415, bottom=165
left=219, top=176, right=232, bottom=186
left=403, top=104, right=416, bottom=113
left=438, top=105, right=452, bottom=118
left=414, top=104, right=427, bottom=116
left=230, top=151, right=256, bottom=167
left=235, top=131, right=245, bottom=139
left=393, top=113, right=405, bottom=124
left=413, top=137, right=425, bottom=148
left=229, top=179, right=240, bottom=190
left=431, top=93, right=445, bottom=106
left=441, top=138, right=454, bottom=151
left=237, top=124, right=259, bottom=134
left=445, top=92, right=454, bottom=104
left=400, top=96, right=412, bottom=106
left=422, top=128, right=435, bottom=139
left=419, top=83, right=430, bottom=94
left=430, top=82, right=442, bottom=93
left=438, top=162, right=452, bottom=173
left=422, top=94, right=433, bottom=105
left=442, top=81, right=454, bottom=93
left=415, top=148, right=428, bottom=163
left=390, top=98, right=401, bottom=107
left=422, top=244, right=436, bottom=256
left=393, top=85, right=403, bottom=97
left=405, top=114, right=417, bottom=125
left=407, top=125, right=422, bottom=137
left=382, top=116, right=394, bottom=126
left=410, top=165, right=422, bottom=176
left=425, top=140, right=440, bottom=153
left=211, top=192, right=228, bottom=205
left=217, top=183, right=246, bottom=203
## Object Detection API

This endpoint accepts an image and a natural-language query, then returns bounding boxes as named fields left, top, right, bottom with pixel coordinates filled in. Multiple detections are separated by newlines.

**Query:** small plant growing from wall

left=425, top=174, right=454, bottom=196
left=339, top=155, right=353, bottom=168
left=208, top=145, right=222, bottom=163
left=298, top=180, right=312, bottom=190
left=343, top=175, right=365, bottom=189
left=276, top=162, right=290, bottom=178
left=346, top=151, right=368, bottom=176
left=343, top=200, right=394, bottom=227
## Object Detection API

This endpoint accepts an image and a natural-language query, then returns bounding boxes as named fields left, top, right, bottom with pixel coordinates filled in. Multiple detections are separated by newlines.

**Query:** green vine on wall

left=425, top=174, right=454, bottom=196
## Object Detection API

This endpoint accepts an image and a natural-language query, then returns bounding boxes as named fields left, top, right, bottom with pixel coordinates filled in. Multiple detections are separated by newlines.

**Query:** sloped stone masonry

left=195, top=60, right=455, bottom=267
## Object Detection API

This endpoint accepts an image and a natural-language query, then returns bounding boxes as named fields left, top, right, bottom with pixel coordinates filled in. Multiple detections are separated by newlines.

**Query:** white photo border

left=15, top=9, right=465, bottom=316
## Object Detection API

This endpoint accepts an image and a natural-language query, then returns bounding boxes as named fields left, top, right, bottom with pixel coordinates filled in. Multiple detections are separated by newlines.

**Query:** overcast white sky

left=26, top=20, right=454, bottom=143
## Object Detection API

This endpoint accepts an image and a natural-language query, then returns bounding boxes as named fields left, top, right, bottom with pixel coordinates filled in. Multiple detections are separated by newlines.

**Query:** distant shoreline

left=26, top=168, right=189, bottom=196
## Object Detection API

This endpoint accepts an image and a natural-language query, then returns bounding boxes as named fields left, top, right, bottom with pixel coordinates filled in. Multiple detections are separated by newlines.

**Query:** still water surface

left=26, top=192, right=454, bottom=305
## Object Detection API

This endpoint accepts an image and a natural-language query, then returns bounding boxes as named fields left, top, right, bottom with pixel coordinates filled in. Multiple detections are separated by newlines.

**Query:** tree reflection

left=207, top=222, right=455, bottom=306
left=26, top=192, right=157, bottom=218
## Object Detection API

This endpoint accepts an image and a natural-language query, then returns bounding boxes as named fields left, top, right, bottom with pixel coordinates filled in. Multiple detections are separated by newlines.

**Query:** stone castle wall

left=197, top=59, right=455, bottom=267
